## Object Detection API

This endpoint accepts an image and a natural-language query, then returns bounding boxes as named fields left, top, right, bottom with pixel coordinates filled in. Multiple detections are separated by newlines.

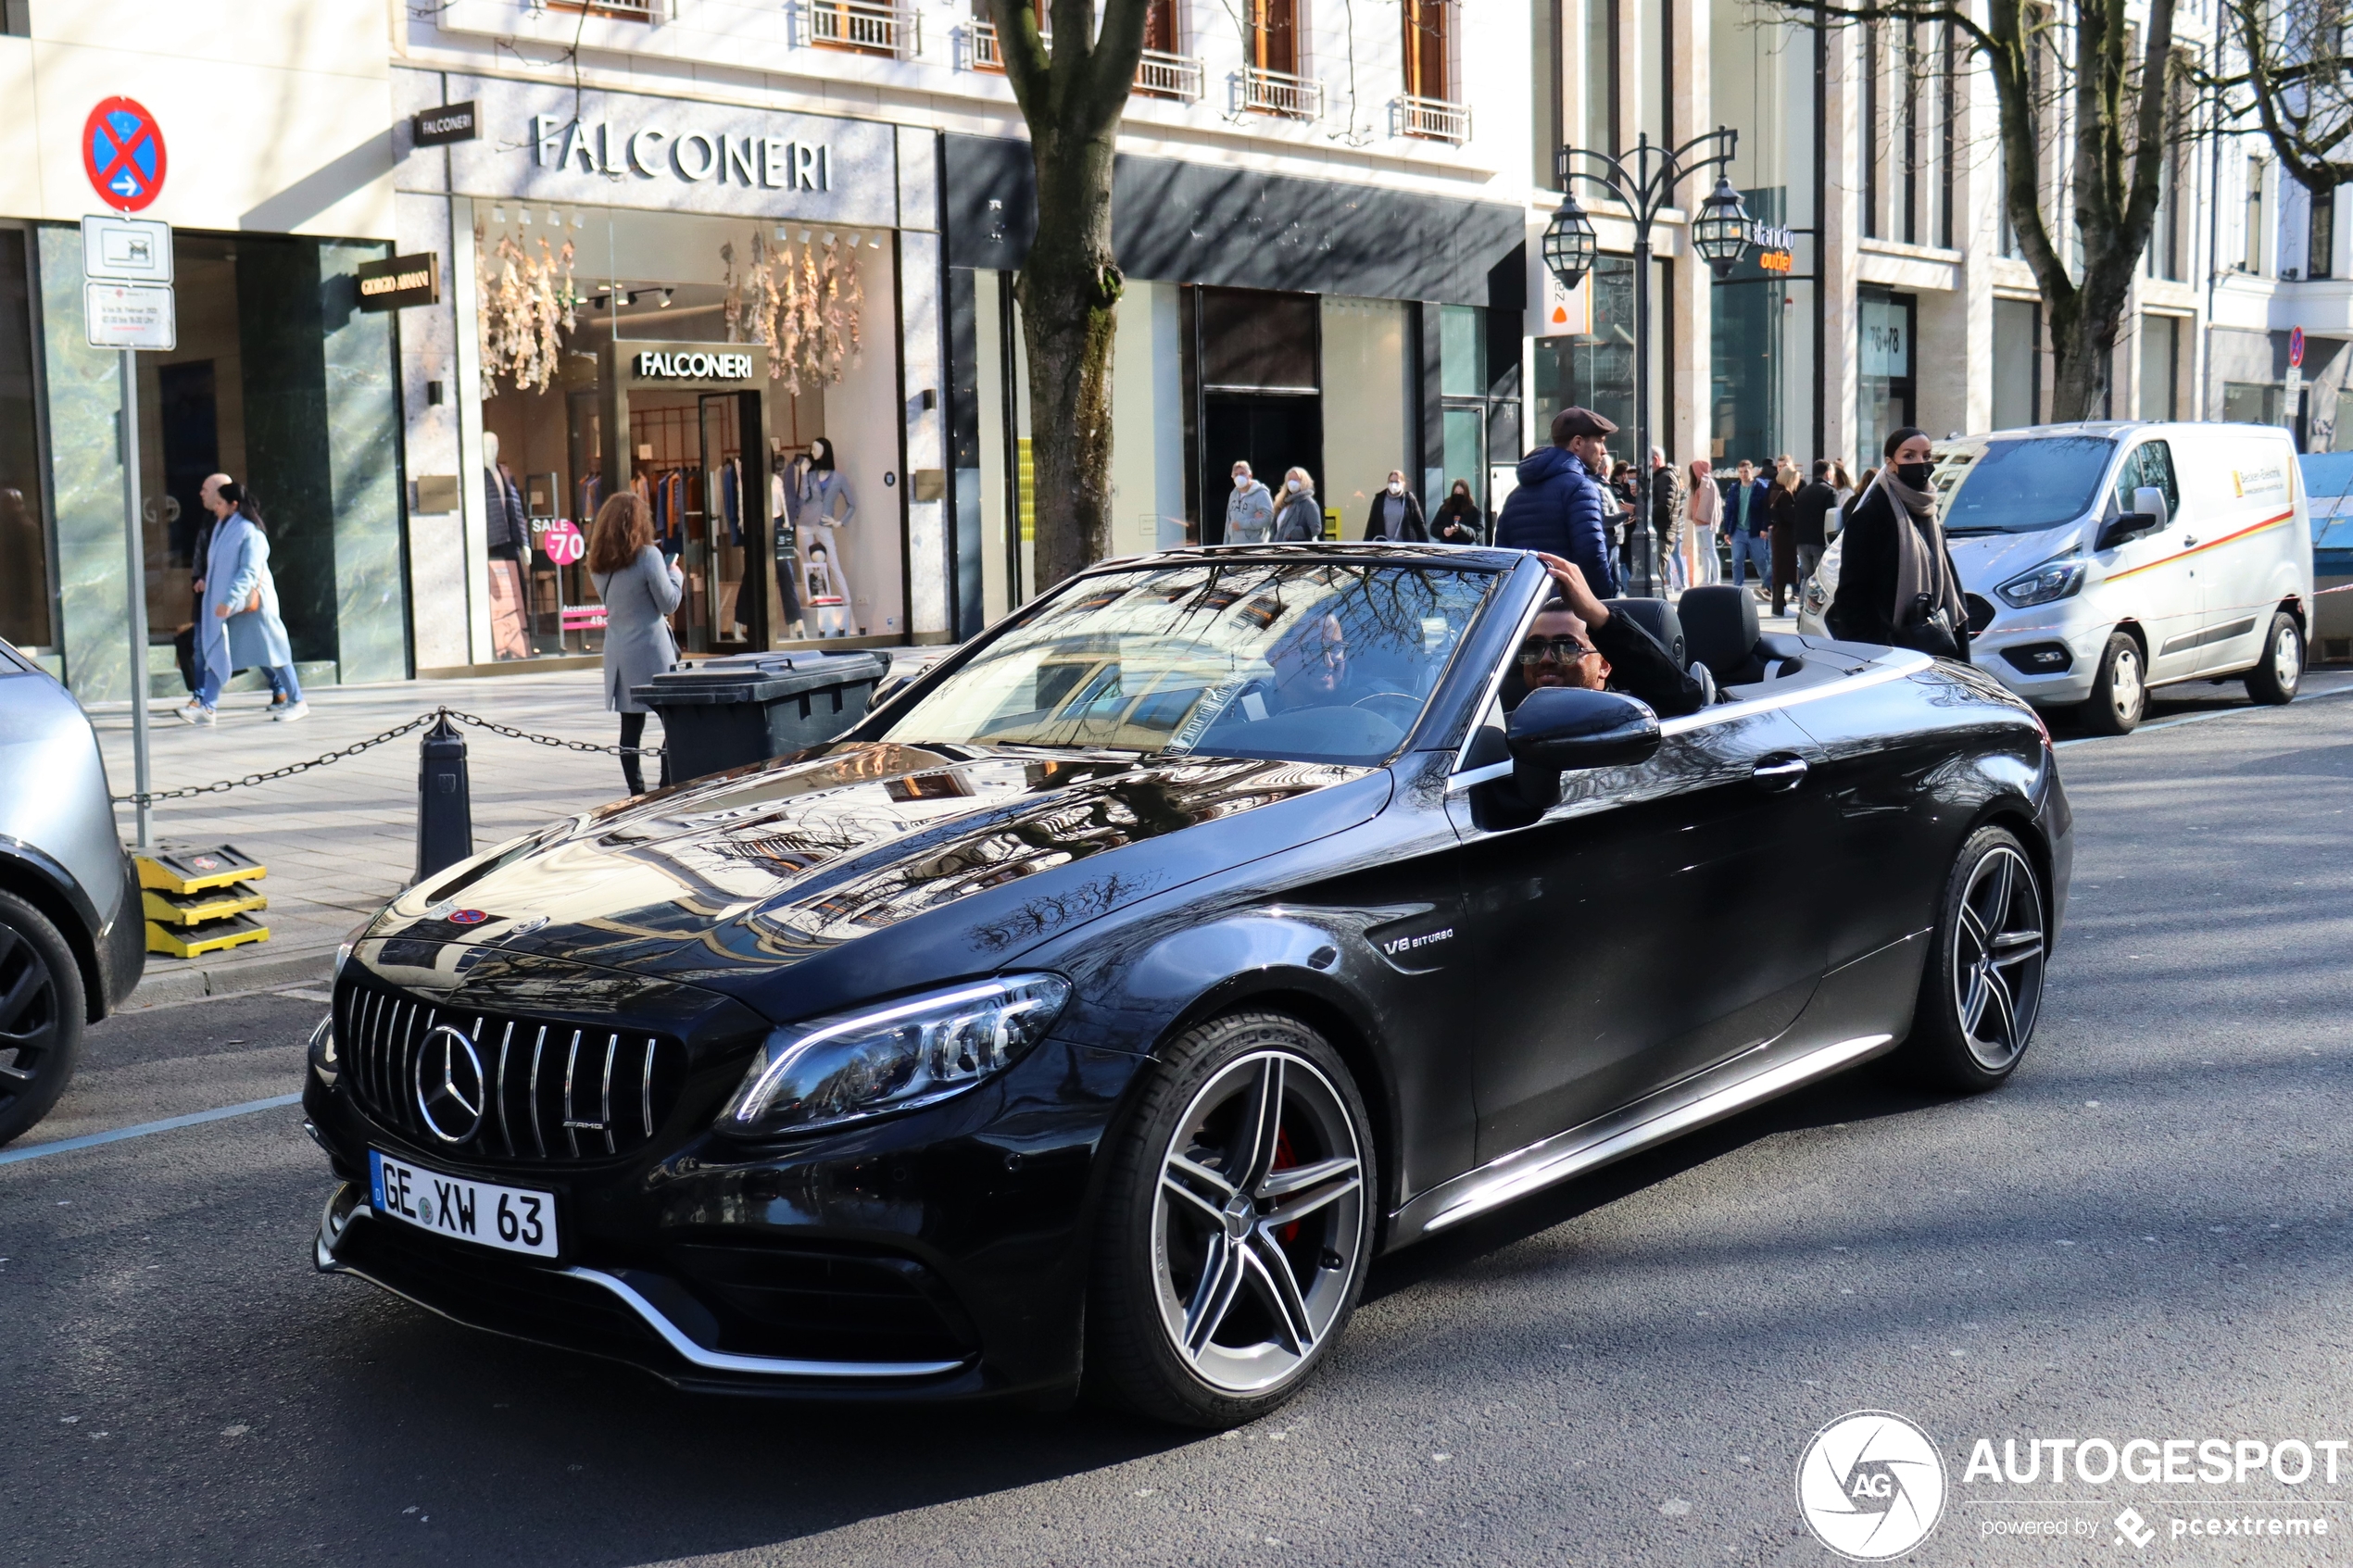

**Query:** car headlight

left=1996, top=558, right=2087, bottom=608
left=334, top=920, right=371, bottom=979
left=308, top=1012, right=338, bottom=1088
left=719, top=973, right=1072, bottom=1138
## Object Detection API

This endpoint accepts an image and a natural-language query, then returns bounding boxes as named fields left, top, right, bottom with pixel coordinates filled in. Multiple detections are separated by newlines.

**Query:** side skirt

left=1383, top=931, right=1927, bottom=1250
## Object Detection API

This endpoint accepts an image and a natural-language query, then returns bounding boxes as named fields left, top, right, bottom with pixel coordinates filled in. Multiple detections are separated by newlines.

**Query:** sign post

left=82, top=202, right=174, bottom=848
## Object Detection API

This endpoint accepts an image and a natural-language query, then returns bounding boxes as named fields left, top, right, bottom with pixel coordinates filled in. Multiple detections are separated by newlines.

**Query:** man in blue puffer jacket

left=1494, top=406, right=1619, bottom=596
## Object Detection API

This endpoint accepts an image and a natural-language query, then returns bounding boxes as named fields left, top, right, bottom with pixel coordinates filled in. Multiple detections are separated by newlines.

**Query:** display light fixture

left=1540, top=188, right=1599, bottom=289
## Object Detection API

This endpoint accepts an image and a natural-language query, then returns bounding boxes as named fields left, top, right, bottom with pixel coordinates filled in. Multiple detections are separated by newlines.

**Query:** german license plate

left=369, top=1149, right=558, bottom=1259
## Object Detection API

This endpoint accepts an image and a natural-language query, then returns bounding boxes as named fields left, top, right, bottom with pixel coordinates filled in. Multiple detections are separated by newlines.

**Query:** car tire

left=2243, top=611, right=2304, bottom=707
left=2079, top=632, right=2145, bottom=735
left=1084, top=1010, right=1375, bottom=1429
left=1907, top=825, right=2046, bottom=1093
left=0, top=889, right=87, bottom=1148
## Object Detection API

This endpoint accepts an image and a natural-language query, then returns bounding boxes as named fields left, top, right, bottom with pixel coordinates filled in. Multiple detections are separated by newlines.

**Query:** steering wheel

left=1351, top=690, right=1423, bottom=729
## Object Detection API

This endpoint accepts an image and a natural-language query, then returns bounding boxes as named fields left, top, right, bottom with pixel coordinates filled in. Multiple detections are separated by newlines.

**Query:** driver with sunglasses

left=1514, top=553, right=1710, bottom=718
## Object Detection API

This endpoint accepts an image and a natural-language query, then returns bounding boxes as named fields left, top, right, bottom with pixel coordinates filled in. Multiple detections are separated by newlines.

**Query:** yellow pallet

left=145, top=912, right=271, bottom=958
left=142, top=885, right=268, bottom=926
left=135, top=846, right=267, bottom=895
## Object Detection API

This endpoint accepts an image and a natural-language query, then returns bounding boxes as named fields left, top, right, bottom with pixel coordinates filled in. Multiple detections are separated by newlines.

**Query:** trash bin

left=632, top=650, right=891, bottom=783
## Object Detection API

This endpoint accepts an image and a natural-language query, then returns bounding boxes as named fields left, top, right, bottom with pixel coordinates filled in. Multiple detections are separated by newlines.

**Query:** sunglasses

left=1517, top=636, right=1597, bottom=664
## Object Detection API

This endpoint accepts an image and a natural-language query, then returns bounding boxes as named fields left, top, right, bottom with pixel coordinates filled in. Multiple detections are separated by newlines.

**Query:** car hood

left=1945, top=521, right=2089, bottom=595
left=373, top=742, right=1390, bottom=1021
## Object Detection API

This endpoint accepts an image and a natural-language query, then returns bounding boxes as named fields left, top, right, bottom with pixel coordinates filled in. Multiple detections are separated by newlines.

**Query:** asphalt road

left=6, top=679, right=2353, bottom=1567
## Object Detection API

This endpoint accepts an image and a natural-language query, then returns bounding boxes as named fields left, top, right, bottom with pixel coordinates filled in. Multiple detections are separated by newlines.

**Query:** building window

left=2138, top=315, right=2180, bottom=420
left=1248, top=0, right=1299, bottom=76
left=1, top=2, right=28, bottom=37
left=1585, top=0, right=1619, bottom=156
left=1403, top=0, right=1449, bottom=98
left=1992, top=298, right=2042, bottom=430
left=1857, top=288, right=1916, bottom=456
left=1533, top=3, right=1564, bottom=185
left=2246, top=157, right=2266, bottom=272
left=2309, top=184, right=2335, bottom=280
left=1863, top=23, right=1884, bottom=240
left=1937, top=22, right=1957, bottom=248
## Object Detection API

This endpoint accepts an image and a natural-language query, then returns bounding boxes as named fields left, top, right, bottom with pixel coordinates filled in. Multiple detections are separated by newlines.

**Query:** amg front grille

left=336, top=976, right=685, bottom=1163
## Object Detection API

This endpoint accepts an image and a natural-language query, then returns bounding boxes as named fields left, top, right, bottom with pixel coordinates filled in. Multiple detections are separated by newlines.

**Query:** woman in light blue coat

left=176, top=483, right=305, bottom=725
left=588, top=490, right=681, bottom=795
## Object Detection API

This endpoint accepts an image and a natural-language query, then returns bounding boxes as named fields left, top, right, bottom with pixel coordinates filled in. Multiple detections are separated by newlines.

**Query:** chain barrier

left=110, top=706, right=661, bottom=807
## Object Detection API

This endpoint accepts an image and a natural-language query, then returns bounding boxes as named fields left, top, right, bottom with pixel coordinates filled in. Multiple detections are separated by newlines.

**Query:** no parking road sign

left=83, top=96, right=168, bottom=212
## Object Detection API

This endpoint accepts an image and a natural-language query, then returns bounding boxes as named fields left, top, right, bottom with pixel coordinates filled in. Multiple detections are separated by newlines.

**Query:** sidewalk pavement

left=90, top=672, right=660, bottom=1008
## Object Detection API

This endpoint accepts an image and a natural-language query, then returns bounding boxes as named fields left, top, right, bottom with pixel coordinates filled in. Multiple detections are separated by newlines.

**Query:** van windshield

left=1942, top=435, right=2117, bottom=534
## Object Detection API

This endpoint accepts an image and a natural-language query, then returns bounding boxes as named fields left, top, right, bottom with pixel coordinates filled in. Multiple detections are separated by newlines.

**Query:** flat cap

left=1551, top=405, right=1619, bottom=441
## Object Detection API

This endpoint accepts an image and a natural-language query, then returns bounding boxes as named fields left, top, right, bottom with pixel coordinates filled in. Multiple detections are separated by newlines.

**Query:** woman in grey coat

left=588, top=491, right=681, bottom=795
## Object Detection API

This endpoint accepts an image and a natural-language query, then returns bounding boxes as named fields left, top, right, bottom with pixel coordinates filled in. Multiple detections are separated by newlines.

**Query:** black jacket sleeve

left=1825, top=487, right=1900, bottom=645
left=1593, top=608, right=1707, bottom=718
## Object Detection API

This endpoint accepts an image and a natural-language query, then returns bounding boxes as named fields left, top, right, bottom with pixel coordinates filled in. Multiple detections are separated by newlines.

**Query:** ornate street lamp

left=1692, top=176, right=1755, bottom=280
left=1541, top=187, right=1599, bottom=289
left=1538, top=128, right=1752, bottom=596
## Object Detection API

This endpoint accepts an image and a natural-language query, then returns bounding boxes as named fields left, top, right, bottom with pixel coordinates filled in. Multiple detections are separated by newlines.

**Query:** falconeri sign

left=633, top=350, right=754, bottom=382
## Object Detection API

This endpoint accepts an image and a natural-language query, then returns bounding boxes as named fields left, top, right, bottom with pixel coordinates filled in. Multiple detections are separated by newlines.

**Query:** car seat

left=1601, top=596, right=1686, bottom=670
left=1678, top=586, right=1761, bottom=682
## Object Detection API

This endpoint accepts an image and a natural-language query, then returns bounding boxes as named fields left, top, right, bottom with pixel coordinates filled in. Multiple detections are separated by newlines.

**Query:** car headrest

left=1679, top=586, right=1760, bottom=679
left=1602, top=596, right=1685, bottom=670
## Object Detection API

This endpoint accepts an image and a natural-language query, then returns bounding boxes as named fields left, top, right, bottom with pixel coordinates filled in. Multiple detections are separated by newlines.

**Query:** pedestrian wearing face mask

left=1273, top=468, right=1324, bottom=542
left=1826, top=427, right=1970, bottom=659
left=1225, top=460, right=1276, bottom=545
left=1361, top=470, right=1428, bottom=542
left=1432, top=478, right=1483, bottom=545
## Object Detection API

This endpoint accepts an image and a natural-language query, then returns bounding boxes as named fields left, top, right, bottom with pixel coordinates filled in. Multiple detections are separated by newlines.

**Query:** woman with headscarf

left=175, top=483, right=305, bottom=725
left=1825, top=428, right=1970, bottom=658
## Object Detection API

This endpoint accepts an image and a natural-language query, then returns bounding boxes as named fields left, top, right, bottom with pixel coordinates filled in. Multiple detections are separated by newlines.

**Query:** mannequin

left=796, top=437, right=859, bottom=633
left=482, top=431, right=531, bottom=660
left=770, top=443, right=803, bottom=640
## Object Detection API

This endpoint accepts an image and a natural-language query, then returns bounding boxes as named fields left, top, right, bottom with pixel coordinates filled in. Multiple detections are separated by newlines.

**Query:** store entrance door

left=694, top=390, right=763, bottom=653
left=1202, top=395, right=1323, bottom=543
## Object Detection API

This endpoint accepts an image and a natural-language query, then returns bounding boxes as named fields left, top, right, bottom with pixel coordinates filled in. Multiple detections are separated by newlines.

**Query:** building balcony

left=964, top=22, right=1204, bottom=101
left=1235, top=66, right=1323, bottom=120
left=790, top=0, right=922, bottom=59
left=535, top=0, right=663, bottom=19
left=1393, top=94, right=1469, bottom=144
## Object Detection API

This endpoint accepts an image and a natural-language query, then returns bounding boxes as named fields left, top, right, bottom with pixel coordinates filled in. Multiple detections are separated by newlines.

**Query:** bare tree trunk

left=989, top=0, right=1150, bottom=591
left=1018, top=126, right=1123, bottom=587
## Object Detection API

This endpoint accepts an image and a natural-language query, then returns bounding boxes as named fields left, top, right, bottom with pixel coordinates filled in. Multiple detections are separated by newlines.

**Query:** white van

left=1798, top=421, right=2316, bottom=733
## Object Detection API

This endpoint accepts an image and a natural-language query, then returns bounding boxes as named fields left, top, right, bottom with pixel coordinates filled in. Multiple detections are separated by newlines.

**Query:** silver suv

left=0, top=637, right=145, bottom=1145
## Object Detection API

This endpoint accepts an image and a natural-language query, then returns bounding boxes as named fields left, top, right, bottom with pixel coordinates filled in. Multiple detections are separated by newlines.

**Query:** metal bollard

left=415, top=715, right=473, bottom=883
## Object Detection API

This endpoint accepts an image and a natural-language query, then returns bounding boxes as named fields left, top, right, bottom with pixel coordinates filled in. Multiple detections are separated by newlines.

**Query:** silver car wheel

left=1151, top=1049, right=1365, bottom=1395
left=1951, top=844, right=2046, bottom=1072
left=2272, top=621, right=2303, bottom=695
left=2108, top=643, right=2143, bottom=727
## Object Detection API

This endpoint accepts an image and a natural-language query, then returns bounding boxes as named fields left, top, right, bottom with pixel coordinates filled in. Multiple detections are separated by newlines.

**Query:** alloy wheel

left=2273, top=622, right=2303, bottom=696
left=0, top=921, right=60, bottom=1112
left=1951, top=844, right=2045, bottom=1072
left=1151, top=1050, right=1366, bottom=1395
left=2108, top=645, right=2143, bottom=728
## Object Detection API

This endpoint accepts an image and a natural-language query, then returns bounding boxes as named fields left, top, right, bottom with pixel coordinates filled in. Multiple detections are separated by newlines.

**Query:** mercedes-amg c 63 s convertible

left=307, top=545, right=2069, bottom=1427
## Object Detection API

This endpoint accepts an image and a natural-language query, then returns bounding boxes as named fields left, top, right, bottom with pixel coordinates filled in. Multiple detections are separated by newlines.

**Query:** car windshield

left=1942, top=435, right=2117, bottom=534
left=874, top=560, right=1498, bottom=764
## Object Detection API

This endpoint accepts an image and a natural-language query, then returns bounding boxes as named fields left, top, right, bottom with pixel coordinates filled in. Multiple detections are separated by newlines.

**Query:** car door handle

left=2181, top=533, right=2198, bottom=546
left=1752, top=756, right=1809, bottom=791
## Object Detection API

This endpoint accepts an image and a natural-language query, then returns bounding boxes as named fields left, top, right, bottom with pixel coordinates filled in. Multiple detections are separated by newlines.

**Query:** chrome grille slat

left=600, top=1034, right=618, bottom=1156
left=334, top=979, right=678, bottom=1167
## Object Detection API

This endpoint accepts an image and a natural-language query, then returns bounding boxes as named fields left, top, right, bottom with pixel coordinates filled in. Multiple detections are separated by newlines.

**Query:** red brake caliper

left=1272, top=1127, right=1302, bottom=1246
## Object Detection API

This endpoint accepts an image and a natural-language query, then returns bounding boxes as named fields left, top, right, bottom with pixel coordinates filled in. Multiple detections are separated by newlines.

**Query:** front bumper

left=1968, top=608, right=2111, bottom=707
left=307, top=1033, right=1148, bottom=1403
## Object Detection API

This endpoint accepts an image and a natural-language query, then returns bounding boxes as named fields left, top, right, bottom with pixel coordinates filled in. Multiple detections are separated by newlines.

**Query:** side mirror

left=2133, top=484, right=2171, bottom=532
left=1504, top=686, right=1661, bottom=808
left=2098, top=513, right=2158, bottom=550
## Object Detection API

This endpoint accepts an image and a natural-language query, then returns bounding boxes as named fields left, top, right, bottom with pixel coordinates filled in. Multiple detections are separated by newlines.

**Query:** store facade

left=940, top=134, right=1525, bottom=636
left=0, top=6, right=403, bottom=704
left=389, top=70, right=950, bottom=671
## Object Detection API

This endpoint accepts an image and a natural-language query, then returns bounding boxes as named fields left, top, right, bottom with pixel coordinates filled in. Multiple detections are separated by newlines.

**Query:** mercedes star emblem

left=414, top=1024, right=486, bottom=1145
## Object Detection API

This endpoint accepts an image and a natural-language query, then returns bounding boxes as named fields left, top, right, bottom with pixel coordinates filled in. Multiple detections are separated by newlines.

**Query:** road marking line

left=2054, top=681, right=2353, bottom=748
left=0, top=1094, right=303, bottom=1168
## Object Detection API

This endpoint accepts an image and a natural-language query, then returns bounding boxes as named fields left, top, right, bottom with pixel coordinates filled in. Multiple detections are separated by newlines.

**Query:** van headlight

left=718, top=974, right=1072, bottom=1138
left=1996, top=558, right=2087, bottom=608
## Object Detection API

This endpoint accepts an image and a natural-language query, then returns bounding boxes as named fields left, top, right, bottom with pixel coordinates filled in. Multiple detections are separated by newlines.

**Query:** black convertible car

left=307, top=545, right=2069, bottom=1427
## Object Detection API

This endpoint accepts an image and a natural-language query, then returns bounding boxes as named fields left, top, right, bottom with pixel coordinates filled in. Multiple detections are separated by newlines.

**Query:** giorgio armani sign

left=407, top=73, right=898, bottom=228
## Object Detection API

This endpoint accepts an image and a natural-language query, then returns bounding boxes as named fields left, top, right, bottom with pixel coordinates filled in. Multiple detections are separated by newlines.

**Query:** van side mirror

left=2133, top=484, right=2171, bottom=531
left=1504, top=686, right=1661, bottom=809
left=2099, top=513, right=2159, bottom=550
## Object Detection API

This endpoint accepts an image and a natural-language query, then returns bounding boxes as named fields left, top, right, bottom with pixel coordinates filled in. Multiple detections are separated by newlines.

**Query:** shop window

left=2223, top=381, right=2281, bottom=425
left=1856, top=289, right=1916, bottom=458
left=0, top=229, right=47, bottom=650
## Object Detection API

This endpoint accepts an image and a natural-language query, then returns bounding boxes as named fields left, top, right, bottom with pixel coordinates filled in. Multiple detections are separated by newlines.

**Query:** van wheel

left=2244, top=612, right=2303, bottom=706
left=2079, top=633, right=2145, bottom=735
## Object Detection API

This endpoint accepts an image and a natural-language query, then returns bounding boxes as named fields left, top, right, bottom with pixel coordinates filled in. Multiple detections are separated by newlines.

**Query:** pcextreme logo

left=1796, top=1411, right=1948, bottom=1561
